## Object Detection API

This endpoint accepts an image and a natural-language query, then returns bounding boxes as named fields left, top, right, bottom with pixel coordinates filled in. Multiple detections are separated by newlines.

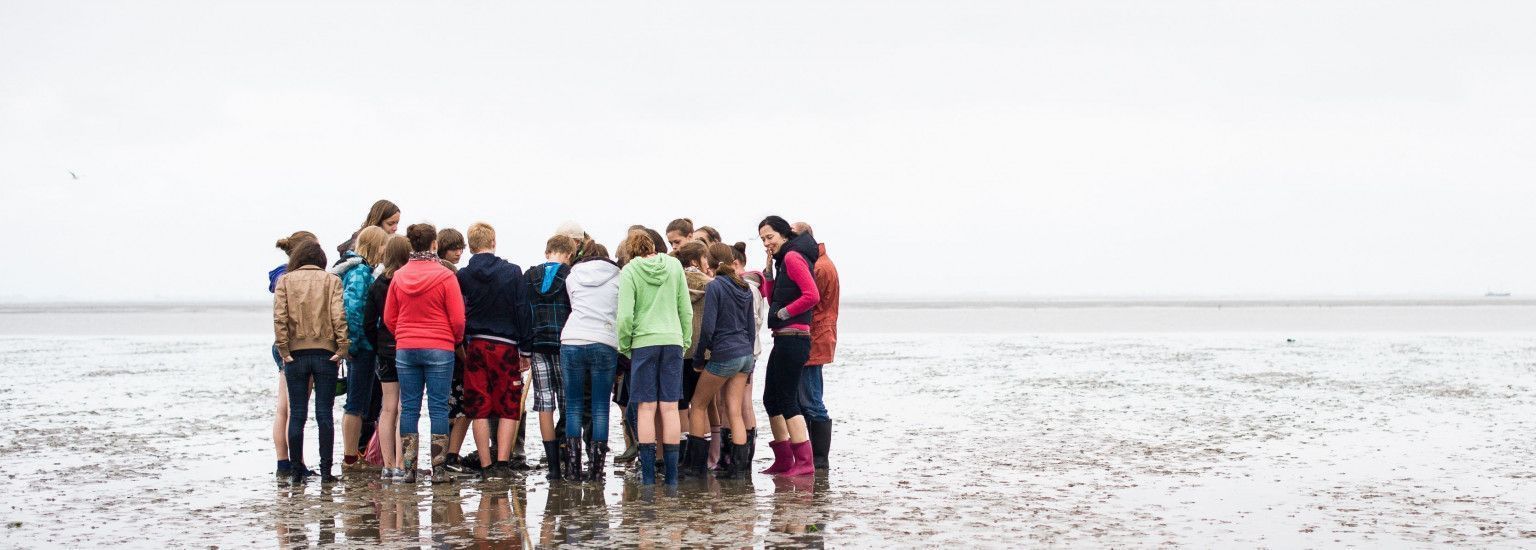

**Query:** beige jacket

left=273, top=265, right=349, bottom=362
left=682, top=267, right=710, bottom=359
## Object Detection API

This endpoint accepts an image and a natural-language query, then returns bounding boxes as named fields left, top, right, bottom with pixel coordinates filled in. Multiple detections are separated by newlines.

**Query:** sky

left=2, top=1, right=1534, bottom=302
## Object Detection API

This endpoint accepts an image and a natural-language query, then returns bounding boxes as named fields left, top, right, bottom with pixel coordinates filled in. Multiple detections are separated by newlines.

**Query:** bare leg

left=659, top=402, right=681, bottom=445
left=380, top=382, right=400, bottom=468
left=724, top=374, right=748, bottom=445
left=741, top=380, right=758, bottom=430
left=689, top=372, right=728, bottom=437
left=274, top=374, right=290, bottom=460
left=769, top=415, right=788, bottom=441
left=472, top=418, right=495, bottom=467
left=786, top=415, right=809, bottom=444
left=449, top=416, right=469, bottom=455
left=539, top=410, right=556, bottom=442
left=496, top=418, right=520, bottom=461
left=638, top=402, right=657, bottom=444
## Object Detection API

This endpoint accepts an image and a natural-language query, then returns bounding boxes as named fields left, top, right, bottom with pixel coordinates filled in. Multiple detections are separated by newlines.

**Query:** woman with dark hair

left=269, top=231, right=315, bottom=479
left=273, top=239, right=350, bottom=483
left=665, top=218, right=695, bottom=251
left=336, top=199, right=401, bottom=255
left=691, top=226, right=721, bottom=244
left=755, top=215, right=820, bottom=477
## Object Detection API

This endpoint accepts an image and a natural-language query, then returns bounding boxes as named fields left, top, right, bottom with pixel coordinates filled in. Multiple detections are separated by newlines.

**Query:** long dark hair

left=758, top=215, right=794, bottom=241
left=361, top=199, right=400, bottom=229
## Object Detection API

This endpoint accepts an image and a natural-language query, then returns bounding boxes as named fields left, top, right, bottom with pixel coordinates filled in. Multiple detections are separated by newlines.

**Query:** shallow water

left=3, top=308, right=1536, bottom=547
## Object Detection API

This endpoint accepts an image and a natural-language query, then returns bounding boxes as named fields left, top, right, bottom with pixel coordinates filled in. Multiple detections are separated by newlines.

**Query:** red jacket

left=808, top=243, right=840, bottom=366
left=384, top=259, right=466, bottom=351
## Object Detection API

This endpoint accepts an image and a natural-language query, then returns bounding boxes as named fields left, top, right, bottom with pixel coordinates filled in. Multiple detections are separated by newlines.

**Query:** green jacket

left=617, top=254, right=693, bottom=357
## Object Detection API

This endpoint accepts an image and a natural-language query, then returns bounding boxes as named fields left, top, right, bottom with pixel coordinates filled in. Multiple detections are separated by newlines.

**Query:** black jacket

left=524, top=262, right=572, bottom=354
left=768, top=232, right=820, bottom=330
left=457, top=252, right=530, bottom=348
left=363, top=275, right=397, bottom=357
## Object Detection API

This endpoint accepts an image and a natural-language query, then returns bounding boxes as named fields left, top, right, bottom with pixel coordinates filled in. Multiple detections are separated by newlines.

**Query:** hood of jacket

left=329, top=252, right=364, bottom=276
left=570, top=258, right=620, bottom=288
left=393, top=260, right=455, bottom=297
left=774, top=232, right=820, bottom=266
left=532, top=261, right=569, bottom=297
left=714, top=274, right=754, bottom=310
left=626, top=254, right=675, bottom=285
left=463, top=252, right=516, bottom=284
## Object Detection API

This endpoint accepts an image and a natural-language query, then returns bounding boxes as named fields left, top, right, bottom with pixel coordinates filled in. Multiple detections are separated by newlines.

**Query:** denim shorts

left=629, top=345, right=683, bottom=403
left=704, top=354, right=755, bottom=378
left=271, top=345, right=284, bottom=371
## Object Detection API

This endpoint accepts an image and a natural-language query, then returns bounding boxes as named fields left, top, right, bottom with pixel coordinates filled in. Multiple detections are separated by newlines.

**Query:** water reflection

left=269, top=469, right=833, bottom=548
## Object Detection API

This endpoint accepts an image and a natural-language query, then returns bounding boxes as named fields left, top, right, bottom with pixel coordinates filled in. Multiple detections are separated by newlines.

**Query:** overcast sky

left=2, top=1, right=1533, bottom=302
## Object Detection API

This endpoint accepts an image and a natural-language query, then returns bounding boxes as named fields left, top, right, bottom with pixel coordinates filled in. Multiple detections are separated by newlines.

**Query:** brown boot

left=430, top=434, right=451, bottom=484
left=401, top=434, right=420, bottom=483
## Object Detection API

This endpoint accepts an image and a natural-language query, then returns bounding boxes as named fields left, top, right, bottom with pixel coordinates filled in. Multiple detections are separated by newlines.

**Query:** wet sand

left=3, top=307, right=1536, bottom=547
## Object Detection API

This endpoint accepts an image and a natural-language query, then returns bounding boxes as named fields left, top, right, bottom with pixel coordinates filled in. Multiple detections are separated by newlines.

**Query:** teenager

left=719, top=241, right=766, bottom=472
left=664, top=218, right=694, bottom=251
left=384, top=223, right=466, bottom=484
left=526, top=235, right=577, bottom=480
left=433, top=228, right=475, bottom=474
left=336, top=226, right=389, bottom=473
left=365, top=235, right=412, bottom=480
left=336, top=199, right=401, bottom=255
left=616, top=231, right=692, bottom=485
left=457, top=222, right=532, bottom=481
left=273, top=240, right=350, bottom=483
left=756, top=216, right=820, bottom=477
left=691, top=226, right=721, bottom=244
left=561, top=242, right=620, bottom=481
left=270, top=230, right=316, bottom=479
left=673, top=241, right=711, bottom=477
left=685, top=243, right=756, bottom=478
left=793, top=222, right=840, bottom=470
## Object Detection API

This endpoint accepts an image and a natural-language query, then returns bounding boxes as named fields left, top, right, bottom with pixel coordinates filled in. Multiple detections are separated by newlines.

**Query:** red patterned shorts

left=462, top=338, right=525, bottom=420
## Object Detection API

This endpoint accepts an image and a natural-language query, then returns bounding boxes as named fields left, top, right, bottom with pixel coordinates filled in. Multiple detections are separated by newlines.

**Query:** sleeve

left=330, top=275, right=351, bottom=357
left=363, top=281, right=382, bottom=351
left=675, top=267, right=693, bottom=352
left=782, top=252, right=820, bottom=318
left=273, top=277, right=291, bottom=362
left=384, top=279, right=400, bottom=336
left=617, top=269, right=636, bottom=358
left=444, top=274, right=467, bottom=345
left=759, top=269, right=774, bottom=299
left=513, top=267, right=532, bottom=356
left=343, top=268, right=372, bottom=355
left=694, top=282, right=718, bottom=363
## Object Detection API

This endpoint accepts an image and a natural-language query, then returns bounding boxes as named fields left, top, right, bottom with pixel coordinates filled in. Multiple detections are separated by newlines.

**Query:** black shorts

left=680, top=358, right=700, bottom=410
left=375, top=353, right=398, bottom=383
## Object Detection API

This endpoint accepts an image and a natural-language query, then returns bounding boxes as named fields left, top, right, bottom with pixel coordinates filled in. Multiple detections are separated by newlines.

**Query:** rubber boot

left=616, top=418, right=639, bottom=463
left=808, top=420, right=832, bottom=470
left=747, top=428, right=758, bottom=464
left=509, top=421, right=530, bottom=470
left=675, top=436, right=690, bottom=479
left=683, top=435, right=709, bottom=479
left=563, top=437, right=584, bottom=482
left=430, top=434, right=452, bottom=484
left=401, top=434, right=419, bottom=483
left=782, top=440, right=815, bottom=477
left=722, top=442, right=750, bottom=480
left=760, top=440, right=793, bottom=475
left=638, top=443, right=657, bottom=485
left=542, top=440, right=562, bottom=481
left=708, top=427, right=722, bottom=470
left=713, top=428, right=734, bottom=473
left=586, top=441, right=608, bottom=481
left=662, top=443, right=680, bottom=486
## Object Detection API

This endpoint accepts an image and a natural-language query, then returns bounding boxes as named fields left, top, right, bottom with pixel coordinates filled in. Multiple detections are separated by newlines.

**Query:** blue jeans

left=343, top=349, right=377, bottom=416
left=798, top=364, right=830, bottom=422
left=561, top=343, right=618, bottom=442
left=396, top=348, right=455, bottom=436
left=285, top=350, right=340, bottom=469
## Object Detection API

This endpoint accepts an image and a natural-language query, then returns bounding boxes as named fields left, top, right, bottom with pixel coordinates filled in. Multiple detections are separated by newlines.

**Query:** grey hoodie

left=561, top=258, right=622, bottom=349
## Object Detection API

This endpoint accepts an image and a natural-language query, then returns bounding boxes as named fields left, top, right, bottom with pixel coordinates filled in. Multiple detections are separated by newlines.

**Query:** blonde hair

left=354, top=226, right=390, bottom=266
left=467, top=222, right=495, bottom=252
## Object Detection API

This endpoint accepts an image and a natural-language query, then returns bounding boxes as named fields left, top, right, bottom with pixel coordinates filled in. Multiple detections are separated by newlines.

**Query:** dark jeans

left=343, top=349, right=377, bottom=416
left=285, top=350, right=340, bottom=469
left=561, top=343, right=617, bottom=442
left=763, top=335, right=811, bottom=419
left=798, top=364, right=830, bottom=422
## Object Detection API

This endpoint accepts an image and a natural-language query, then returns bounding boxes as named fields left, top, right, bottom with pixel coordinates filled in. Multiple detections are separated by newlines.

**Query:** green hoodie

left=617, top=254, right=693, bottom=357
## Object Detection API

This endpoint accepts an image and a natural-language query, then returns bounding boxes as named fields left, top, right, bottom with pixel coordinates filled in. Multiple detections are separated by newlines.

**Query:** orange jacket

left=807, top=244, right=840, bottom=366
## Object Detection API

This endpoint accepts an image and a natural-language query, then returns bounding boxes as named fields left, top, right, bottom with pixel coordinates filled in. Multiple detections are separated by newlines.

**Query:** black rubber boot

left=722, top=442, right=750, bottom=479
left=562, top=437, right=584, bottom=482
left=683, top=435, right=709, bottom=479
left=808, top=420, right=832, bottom=470
left=713, top=428, right=733, bottom=474
left=542, top=440, right=561, bottom=481
left=586, top=441, right=608, bottom=481
left=746, top=428, right=758, bottom=464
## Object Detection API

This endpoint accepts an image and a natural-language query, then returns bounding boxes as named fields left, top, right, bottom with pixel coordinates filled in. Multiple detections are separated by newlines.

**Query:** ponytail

left=707, top=243, right=748, bottom=289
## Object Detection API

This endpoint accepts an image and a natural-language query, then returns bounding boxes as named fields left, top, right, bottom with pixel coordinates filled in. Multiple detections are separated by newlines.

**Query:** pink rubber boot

left=781, top=440, right=816, bottom=477
left=760, top=439, right=793, bottom=475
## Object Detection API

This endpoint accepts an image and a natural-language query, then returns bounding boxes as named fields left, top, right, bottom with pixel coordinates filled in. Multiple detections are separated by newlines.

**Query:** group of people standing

left=268, top=200, right=841, bottom=489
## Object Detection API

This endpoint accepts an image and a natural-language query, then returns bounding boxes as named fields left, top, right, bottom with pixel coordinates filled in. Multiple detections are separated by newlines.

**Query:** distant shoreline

left=1, top=298, right=1533, bottom=314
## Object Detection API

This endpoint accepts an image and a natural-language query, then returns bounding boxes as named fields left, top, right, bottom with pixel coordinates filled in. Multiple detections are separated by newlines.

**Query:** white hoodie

left=561, top=258, right=622, bottom=349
